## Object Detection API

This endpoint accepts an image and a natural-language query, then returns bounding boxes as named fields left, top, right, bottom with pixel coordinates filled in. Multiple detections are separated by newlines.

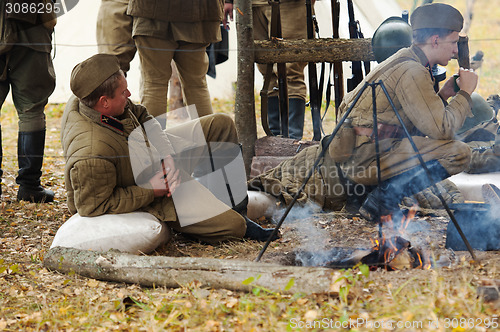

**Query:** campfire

left=296, top=206, right=432, bottom=271
left=359, top=207, right=431, bottom=271
left=360, top=235, right=430, bottom=271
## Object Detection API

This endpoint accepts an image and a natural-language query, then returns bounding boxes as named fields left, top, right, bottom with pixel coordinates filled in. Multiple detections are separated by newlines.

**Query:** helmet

left=456, top=92, right=495, bottom=134
left=372, top=17, right=413, bottom=63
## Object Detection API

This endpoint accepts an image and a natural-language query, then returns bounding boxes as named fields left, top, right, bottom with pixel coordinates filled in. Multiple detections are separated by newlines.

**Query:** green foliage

left=335, top=264, right=370, bottom=305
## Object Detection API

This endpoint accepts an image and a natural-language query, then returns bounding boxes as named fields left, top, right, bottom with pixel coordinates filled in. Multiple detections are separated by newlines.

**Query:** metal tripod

left=256, top=80, right=477, bottom=262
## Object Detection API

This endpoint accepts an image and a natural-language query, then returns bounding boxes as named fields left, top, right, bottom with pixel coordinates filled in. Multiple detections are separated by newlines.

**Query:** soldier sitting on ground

left=61, top=54, right=277, bottom=244
left=250, top=3, right=479, bottom=220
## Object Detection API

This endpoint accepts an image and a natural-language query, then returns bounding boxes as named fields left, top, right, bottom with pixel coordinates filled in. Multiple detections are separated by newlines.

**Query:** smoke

left=277, top=203, right=335, bottom=267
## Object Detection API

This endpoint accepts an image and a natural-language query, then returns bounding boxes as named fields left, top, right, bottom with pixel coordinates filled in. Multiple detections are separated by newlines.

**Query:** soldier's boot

left=267, top=96, right=281, bottom=136
left=243, top=215, right=279, bottom=241
left=468, top=147, right=500, bottom=174
left=288, top=98, right=305, bottom=140
left=16, top=130, right=54, bottom=203
left=359, top=160, right=449, bottom=222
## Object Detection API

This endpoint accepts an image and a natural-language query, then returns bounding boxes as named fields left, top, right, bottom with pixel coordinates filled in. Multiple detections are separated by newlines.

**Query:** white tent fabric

left=42, top=0, right=403, bottom=104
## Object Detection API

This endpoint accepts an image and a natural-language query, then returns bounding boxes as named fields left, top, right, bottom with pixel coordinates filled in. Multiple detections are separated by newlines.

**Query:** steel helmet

left=372, top=17, right=413, bottom=63
left=456, top=92, right=495, bottom=134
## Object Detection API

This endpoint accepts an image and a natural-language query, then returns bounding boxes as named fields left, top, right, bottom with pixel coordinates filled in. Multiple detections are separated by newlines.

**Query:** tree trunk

left=168, top=61, right=186, bottom=116
left=235, top=0, right=257, bottom=177
left=254, top=38, right=375, bottom=64
left=43, top=247, right=344, bottom=295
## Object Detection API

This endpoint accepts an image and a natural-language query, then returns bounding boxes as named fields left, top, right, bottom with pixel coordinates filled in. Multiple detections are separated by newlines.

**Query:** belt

left=353, top=123, right=405, bottom=141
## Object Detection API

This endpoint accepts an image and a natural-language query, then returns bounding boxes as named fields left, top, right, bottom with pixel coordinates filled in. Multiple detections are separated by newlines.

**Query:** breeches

left=342, top=137, right=471, bottom=185
left=134, top=35, right=212, bottom=119
left=253, top=2, right=308, bottom=100
left=0, top=46, right=54, bottom=132
left=96, top=0, right=136, bottom=73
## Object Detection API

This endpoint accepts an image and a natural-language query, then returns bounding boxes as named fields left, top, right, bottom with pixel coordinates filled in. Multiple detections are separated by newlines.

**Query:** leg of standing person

left=253, top=5, right=281, bottom=136
left=134, top=35, right=175, bottom=126
left=96, top=0, right=136, bottom=73
left=8, top=46, right=55, bottom=202
left=253, top=3, right=308, bottom=140
left=281, top=2, right=308, bottom=140
left=173, top=41, right=213, bottom=118
left=0, top=54, right=9, bottom=195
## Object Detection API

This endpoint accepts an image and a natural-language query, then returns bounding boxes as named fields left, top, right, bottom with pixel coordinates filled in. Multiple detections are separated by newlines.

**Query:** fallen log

left=44, top=247, right=344, bottom=295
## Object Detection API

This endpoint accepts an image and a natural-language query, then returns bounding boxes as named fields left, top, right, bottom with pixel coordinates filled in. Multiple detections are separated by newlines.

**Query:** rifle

left=331, top=0, right=344, bottom=121
left=306, top=0, right=321, bottom=141
left=273, top=0, right=289, bottom=137
left=346, top=0, right=369, bottom=92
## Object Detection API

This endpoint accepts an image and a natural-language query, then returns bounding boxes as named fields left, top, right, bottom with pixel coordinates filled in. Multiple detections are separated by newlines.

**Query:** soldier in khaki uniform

left=0, top=1, right=56, bottom=202
left=252, top=0, right=309, bottom=140
left=331, top=3, right=478, bottom=220
left=96, top=0, right=136, bottom=73
left=127, top=0, right=222, bottom=126
left=61, top=54, right=276, bottom=243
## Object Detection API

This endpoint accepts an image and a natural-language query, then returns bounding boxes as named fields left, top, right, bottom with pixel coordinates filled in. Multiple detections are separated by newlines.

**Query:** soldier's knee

left=452, top=140, right=472, bottom=169
left=211, top=113, right=235, bottom=128
left=226, top=214, right=247, bottom=238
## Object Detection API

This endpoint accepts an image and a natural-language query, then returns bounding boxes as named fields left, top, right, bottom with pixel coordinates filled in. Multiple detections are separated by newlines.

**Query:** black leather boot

left=16, top=130, right=54, bottom=203
left=243, top=215, right=279, bottom=242
left=288, top=98, right=305, bottom=140
left=267, top=96, right=281, bottom=136
left=359, top=160, right=450, bottom=221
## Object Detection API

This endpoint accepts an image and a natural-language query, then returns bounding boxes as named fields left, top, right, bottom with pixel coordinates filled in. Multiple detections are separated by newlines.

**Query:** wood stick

left=44, top=246, right=345, bottom=295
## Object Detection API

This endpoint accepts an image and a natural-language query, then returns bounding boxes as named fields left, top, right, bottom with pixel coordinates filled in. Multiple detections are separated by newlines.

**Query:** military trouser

left=96, top=0, right=136, bottom=73
left=253, top=2, right=308, bottom=101
left=0, top=46, right=54, bottom=132
left=134, top=35, right=213, bottom=120
left=341, top=136, right=471, bottom=186
left=163, top=114, right=246, bottom=243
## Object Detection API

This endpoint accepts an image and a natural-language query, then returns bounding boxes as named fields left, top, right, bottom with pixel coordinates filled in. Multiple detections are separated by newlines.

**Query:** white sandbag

left=247, top=191, right=277, bottom=221
left=449, top=171, right=500, bottom=202
left=50, top=212, right=171, bottom=254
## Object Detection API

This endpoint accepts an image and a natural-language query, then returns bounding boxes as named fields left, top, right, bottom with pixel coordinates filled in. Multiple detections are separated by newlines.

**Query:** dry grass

left=1, top=1, right=500, bottom=329
left=0, top=100, right=498, bottom=331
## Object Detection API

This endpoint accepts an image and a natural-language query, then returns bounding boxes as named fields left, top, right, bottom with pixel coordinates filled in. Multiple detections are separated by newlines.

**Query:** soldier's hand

left=161, top=155, right=180, bottom=197
left=439, top=76, right=458, bottom=100
left=149, top=171, right=170, bottom=198
left=456, top=67, right=478, bottom=95
left=223, top=3, right=233, bottom=30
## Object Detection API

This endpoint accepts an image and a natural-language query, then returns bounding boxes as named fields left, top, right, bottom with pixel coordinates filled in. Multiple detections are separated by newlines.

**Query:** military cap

left=410, top=3, right=463, bottom=32
left=70, top=54, right=120, bottom=99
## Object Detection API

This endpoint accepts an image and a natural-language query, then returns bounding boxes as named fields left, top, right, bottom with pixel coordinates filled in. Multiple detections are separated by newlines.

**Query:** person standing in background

left=128, top=0, right=223, bottom=128
left=252, top=0, right=310, bottom=140
left=0, top=0, right=56, bottom=202
left=96, top=0, right=137, bottom=74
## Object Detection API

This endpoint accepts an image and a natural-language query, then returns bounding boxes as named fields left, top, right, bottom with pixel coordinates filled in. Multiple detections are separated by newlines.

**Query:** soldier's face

left=105, top=75, right=131, bottom=117
left=435, top=31, right=460, bottom=66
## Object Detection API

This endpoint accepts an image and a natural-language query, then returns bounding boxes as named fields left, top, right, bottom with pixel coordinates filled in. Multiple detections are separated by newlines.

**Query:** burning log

left=360, top=236, right=429, bottom=271
left=300, top=207, right=431, bottom=271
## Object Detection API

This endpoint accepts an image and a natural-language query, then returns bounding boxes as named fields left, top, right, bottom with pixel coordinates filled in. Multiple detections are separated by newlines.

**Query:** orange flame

left=369, top=205, right=430, bottom=270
